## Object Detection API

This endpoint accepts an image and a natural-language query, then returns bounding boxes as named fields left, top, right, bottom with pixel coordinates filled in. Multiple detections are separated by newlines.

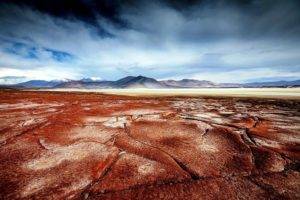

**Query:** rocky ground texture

left=0, top=90, right=299, bottom=199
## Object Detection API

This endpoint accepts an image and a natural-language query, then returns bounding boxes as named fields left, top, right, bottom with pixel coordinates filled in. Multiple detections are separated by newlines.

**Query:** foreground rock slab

left=0, top=90, right=299, bottom=199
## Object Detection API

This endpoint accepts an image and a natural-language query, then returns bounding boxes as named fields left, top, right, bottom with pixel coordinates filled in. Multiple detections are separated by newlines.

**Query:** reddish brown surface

left=0, top=90, right=299, bottom=199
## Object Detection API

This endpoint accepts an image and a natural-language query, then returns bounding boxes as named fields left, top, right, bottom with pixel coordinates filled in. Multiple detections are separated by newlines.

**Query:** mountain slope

left=160, top=79, right=217, bottom=88
left=17, top=80, right=64, bottom=88
left=113, top=76, right=136, bottom=87
left=55, top=80, right=114, bottom=89
left=55, top=76, right=166, bottom=89
left=11, top=76, right=300, bottom=89
left=245, top=80, right=300, bottom=88
left=114, top=76, right=166, bottom=88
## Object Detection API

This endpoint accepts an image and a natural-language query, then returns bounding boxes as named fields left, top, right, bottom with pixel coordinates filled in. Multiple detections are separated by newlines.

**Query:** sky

left=0, top=0, right=300, bottom=84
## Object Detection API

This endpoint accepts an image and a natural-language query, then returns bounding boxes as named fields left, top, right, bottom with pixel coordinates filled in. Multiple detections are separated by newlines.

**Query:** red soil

left=0, top=90, right=299, bottom=199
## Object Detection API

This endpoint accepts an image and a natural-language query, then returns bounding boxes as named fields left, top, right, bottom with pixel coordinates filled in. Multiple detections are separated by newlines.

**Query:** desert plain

left=0, top=89, right=299, bottom=199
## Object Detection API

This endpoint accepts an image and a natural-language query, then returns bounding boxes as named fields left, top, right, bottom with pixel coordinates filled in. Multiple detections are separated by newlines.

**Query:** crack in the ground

left=89, top=175, right=194, bottom=197
left=251, top=116, right=260, bottom=128
left=244, top=128, right=258, bottom=145
left=202, top=128, right=210, bottom=136
left=89, top=169, right=297, bottom=199
left=179, top=113, right=277, bottom=153
left=1, top=121, right=48, bottom=147
left=80, top=151, right=123, bottom=200
left=247, top=177, right=285, bottom=199
left=124, top=123, right=200, bottom=180
left=177, top=113, right=294, bottom=178
left=179, top=114, right=241, bottom=129
left=37, top=138, right=51, bottom=150
left=284, top=161, right=300, bottom=172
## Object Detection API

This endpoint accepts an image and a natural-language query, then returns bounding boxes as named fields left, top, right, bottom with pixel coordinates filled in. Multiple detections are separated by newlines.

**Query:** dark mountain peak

left=133, top=75, right=157, bottom=82
left=114, top=75, right=161, bottom=88
left=115, top=76, right=136, bottom=85
left=181, top=78, right=195, bottom=81
left=115, top=76, right=135, bottom=82
left=117, top=76, right=135, bottom=80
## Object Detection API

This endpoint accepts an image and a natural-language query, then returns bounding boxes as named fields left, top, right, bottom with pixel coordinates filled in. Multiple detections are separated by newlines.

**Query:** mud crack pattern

left=0, top=91, right=299, bottom=199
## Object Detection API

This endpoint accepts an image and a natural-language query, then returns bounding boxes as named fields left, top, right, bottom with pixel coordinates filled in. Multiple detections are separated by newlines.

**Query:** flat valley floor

left=0, top=90, right=299, bottom=199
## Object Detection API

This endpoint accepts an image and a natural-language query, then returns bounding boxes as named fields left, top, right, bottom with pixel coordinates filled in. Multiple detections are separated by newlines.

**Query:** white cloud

left=0, top=2, right=299, bottom=82
left=166, top=68, right=300, bottom=83
left=0, top=67, right=80, bottom=82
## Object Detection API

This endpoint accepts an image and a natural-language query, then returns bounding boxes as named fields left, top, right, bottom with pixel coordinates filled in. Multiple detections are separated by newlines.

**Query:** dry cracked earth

left=0, top=90, right=299, bottom=200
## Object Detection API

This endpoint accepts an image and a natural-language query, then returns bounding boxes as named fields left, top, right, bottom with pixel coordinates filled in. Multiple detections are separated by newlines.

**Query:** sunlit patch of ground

left=43, top=88, right=300, bottom=99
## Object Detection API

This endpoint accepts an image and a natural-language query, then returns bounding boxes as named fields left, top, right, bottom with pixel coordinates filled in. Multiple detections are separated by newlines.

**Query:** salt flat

left=41, top=88, right=300, bottom=99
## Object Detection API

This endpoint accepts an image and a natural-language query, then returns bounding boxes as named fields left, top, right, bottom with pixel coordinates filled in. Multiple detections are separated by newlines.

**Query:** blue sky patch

left=44, top=48, right=74, bottom=62
left=1, top=39, right=74, bottom=62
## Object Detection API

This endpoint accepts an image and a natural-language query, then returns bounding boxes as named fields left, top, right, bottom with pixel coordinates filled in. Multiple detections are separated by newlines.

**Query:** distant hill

left=55, top=76, right=165, bottom=89
left=16, top=80, right=65, bottom=88
left=114, top=76, right=166, bottom=88
left=55, top=80, right=113, bottom=89
left=244, top=80, right=300, bottom=88
left=7, top=76, right=300, bottom=89
left=161, top=79, right=217, bottom=88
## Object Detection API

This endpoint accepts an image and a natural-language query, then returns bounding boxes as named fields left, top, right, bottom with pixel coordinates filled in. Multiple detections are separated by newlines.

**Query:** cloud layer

left=0, top=0, right=300, bottom=83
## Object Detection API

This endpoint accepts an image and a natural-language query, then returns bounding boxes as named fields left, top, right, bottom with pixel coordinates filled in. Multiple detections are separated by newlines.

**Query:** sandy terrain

left=0, top=90, right=299, bottom=199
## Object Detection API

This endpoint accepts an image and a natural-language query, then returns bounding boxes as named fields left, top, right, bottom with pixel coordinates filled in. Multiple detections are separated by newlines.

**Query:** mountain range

left=2, top=75, right=300, bottom=89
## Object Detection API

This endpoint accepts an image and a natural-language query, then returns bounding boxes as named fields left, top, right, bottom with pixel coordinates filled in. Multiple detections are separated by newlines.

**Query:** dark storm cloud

left=4, top=0, right=300, bottom=39
left=0, top=0, right=121, bottom=23
left=0, top=0, right=300, bottom=83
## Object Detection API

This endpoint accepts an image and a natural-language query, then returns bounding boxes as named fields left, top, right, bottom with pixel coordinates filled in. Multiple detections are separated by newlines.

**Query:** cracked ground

left=0, top=90, right=299, bottom=200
